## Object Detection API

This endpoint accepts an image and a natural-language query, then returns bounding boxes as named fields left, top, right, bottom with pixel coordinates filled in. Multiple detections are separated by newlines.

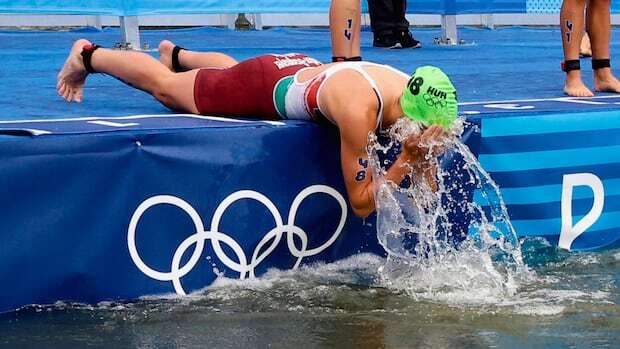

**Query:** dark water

left=1, top=243, right=618, bottom=349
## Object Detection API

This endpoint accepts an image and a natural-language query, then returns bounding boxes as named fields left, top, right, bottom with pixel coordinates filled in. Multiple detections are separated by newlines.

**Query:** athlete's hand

left=402, top=125, right=447, bottom=167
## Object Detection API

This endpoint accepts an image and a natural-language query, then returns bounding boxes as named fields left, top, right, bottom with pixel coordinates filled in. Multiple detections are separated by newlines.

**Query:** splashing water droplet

left=369, top=118, right=532, bottom=305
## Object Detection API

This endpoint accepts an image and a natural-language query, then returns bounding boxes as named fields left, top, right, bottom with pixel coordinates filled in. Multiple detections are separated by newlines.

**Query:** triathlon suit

left=277, top=61, right=409, bottom=130
left=193, top=53, right=321, bottom=121
left=194, top=54, right=407, bottom=129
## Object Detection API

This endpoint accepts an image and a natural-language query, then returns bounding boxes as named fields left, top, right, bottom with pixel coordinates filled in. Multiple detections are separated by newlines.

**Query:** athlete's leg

left=57, top=39, right=199, bottom=113
left=587, top=0, right=620, bottom=93
left=350, top=2, right=362, bottom=58
left=330, top=0, right=361, bottom=61
left=158, top=40, right=238, bottom=71
left=581, top=31, right=592, bottom=57
left=560, top=0, right=593, bottom=96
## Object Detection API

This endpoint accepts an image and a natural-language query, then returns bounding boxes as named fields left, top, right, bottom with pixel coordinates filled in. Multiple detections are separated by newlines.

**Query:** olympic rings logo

left=423, top=93, right=448, bottom=109
left=127, top=185, right=347, bottom=295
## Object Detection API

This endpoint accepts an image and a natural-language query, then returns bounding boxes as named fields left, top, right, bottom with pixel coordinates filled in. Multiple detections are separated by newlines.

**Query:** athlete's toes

left=74, top=90, right=83, bottom=103
left=57, top=82, right=66, bottom=97
left=69, top=88, right=78, bottom=102
left=59, top=84, right=68, bottom=99
left=63, top=86, right=73, bottom=101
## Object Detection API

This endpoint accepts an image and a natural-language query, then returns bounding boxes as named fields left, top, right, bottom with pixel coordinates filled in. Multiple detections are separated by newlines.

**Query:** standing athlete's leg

left=368, top=0, right=398, bottom=48
left=350, top=4, right=362, bottom=59
left=158, top=40, right=238, bottom=71
left=393, top=0, right=420, bottom=48
left=57, top=39, right=199, bottom=113
left=330, top=0, right=361, bottom=61
left=587, top=0, right=620, bottom=93
left=581, top=32, right=592, bottom=57
left=560, top=0, right=593, bottom=96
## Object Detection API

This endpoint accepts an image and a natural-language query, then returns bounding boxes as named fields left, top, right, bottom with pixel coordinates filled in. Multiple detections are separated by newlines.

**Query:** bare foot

left=564, top=71, right=594, bottom=97
left=158, top=40, right=176, bottom=71
left=57, top=39, right=92, bottom=103
left=594, top=68, right=620, bottom=94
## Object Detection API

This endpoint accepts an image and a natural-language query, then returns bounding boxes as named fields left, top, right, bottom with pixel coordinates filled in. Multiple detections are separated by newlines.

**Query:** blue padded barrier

left=462, top=98, right=620, bottom=252
left=526, top=0, right=562, bottom=13
left=526, top=0, right=620, bottom=13
left=2, top=105, right=620, bottom=313
left=0, top=116, right=377, bottom=312
left=428, top=1, right=525, bottom=15
left=1, top=0, right=357, bottom=16
left=1, top=0, right=619, bottom=16
left=0, top=0, right=527, bottom=16
left=0, top=115, right=480, bottom=313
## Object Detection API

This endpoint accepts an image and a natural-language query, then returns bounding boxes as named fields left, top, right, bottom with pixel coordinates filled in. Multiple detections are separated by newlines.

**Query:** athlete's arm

left=341, top=122, right=446, bottom=218
left=339, top=112, right=376, bottom=218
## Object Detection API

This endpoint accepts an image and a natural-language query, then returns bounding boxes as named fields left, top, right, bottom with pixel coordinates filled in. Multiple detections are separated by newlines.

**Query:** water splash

left=369, top=118, right=532, bottom=305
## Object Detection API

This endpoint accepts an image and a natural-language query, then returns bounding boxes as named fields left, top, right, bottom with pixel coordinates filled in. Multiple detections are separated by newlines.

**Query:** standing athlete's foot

left=594, top=68, right=620, bottom=94
left=564, top=71, right=594, bottom=97
left=57, top=39, right=92, bottom=103
left=158, top=40, right=177, bottom=71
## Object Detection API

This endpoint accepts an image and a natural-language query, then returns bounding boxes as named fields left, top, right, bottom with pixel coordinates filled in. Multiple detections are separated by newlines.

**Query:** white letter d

left=559, top=173, right=604, bottom=251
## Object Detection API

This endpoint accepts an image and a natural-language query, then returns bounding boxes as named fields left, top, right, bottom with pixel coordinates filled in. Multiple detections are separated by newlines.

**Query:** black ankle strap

left=81, top=44, right=100, bottom=74
left=172, top=46, right=186, bottom=72
left=332, top=56, right=362, bottom=62
left=592, top=59, right=611, bottom=70
left=562, top=60, right=580, bottom=73
left=345, top=56, right=362, bottom=61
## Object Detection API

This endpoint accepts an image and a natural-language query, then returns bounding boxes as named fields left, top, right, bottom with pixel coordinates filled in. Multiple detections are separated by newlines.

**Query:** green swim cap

left=400, top=66, right=458, bottom=129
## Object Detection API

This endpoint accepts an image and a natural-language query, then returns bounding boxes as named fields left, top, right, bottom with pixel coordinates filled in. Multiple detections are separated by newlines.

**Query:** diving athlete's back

left=296, top=61, right=410, bottom=130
